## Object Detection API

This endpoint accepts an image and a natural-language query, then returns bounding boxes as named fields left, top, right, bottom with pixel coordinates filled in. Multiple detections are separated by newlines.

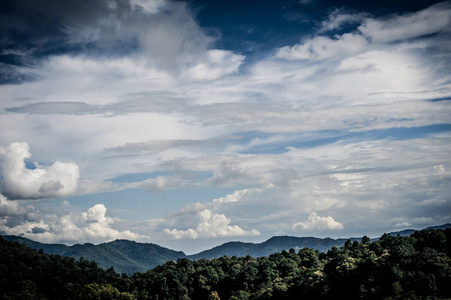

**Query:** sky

left=0, top=0, right=450, bottom=254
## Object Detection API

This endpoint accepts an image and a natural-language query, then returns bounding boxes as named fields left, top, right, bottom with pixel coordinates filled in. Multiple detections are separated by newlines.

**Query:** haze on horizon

left=0, top=0, right=450, bottom=254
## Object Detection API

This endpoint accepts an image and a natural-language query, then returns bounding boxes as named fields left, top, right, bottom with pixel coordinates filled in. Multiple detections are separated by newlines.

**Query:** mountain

left=3, top=228, right=451, bottom=300
left=2, top=234, right=357, bottom=273
left=386, top=223, right=451, bottom=237
left=189, top=223, right=451, bottom=260
left=1, top=236, right=186, bottom=274
left=188, top=236, right=359, bottom=260
left=424, top=223, right=451, bottom=230
left=4, top=223, right=450, bottom=274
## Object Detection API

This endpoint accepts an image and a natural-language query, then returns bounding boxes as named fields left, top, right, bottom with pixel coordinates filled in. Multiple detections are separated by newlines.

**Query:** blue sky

left=0, top=0, right=450, bottom=254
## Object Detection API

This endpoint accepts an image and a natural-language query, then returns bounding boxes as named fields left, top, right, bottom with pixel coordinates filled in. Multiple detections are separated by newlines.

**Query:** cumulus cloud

left=395, top=222, right=412, bottom=228
left=164, top=208, right=260, bottom=239
left=0, top=201, right=144, bottom=244
left=0, top=194, right=29, bottom=217
left=212, top=188, right=258, bottom=204
left=293, top=212, right=344, bottom=232
left=0, top=142, right=80, bottom=200
left=72, top=204, right=143, bottom=242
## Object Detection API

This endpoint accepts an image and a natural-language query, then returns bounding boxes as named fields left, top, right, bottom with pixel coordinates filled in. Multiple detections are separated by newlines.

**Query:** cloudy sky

left=0, top=0, right=450, bottom=254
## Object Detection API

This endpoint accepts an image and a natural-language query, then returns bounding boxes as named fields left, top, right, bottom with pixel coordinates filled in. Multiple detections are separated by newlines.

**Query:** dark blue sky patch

left=369, top=124, right=451, bottom=140
left=187, top=0, right=445, bottom=56
left=428, top=97, right=451, bottom=102
left=25, top=161, right=38, bottom=170
left=190, top=0, right=321, bottom=55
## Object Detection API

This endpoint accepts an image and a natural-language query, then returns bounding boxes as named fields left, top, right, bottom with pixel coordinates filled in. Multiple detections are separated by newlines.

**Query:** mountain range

left=1, top=236, right=185, bottom=274
left=3, top=223, right=450, bottom=274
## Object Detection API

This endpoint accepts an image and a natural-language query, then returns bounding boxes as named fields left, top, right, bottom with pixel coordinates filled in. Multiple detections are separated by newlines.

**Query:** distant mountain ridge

left=3, top=223, right=450, bottom=274
left=187, top=236, right=360, bottom=260
left=1, top=236, right=186, bottom=274
left=387, top=223, right=451, bottom=237
left=189, top=223, right=451, bottom=260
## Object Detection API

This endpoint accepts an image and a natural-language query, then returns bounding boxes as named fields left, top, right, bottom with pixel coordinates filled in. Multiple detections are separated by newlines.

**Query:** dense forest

left=1, top=229, right=451, bottom=299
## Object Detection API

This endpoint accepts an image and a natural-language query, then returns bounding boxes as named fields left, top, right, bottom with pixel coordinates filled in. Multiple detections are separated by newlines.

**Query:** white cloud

left=164, top=208, right=260, bottom=239
left=0, top=202, right=144, bottom=244
left=54, top=0, right=214, bottom=71
left=319, top=9, right=368, bottom=33
left=293, top=212, right=344, bottom=231
left=183, top=49, right=245, bottom=81
left=210, top=156, right=298, bottom=187
left=395, top=222, right=412, bottom=227
left=82, top=204, right=110, bottom=224
left=358, top=2, right=451, bottom=43
left=126, top=175, right=191, bottom=192
left=0, top=194, right=27, bottom=216
left=130, top=0, right=166, bottom=14
left=274, top=33, right=369, bottom=61
left=212, top=188, right=258, bottom=204
left=0, top=142, right=80, bottom=200
left=270, top=3, right=450, bottom=112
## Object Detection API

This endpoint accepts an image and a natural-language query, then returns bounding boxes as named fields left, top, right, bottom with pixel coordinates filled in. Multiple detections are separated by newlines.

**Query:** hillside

left=1, top=236, right=186, bottom=274
left=4, top=223, right=450, bottom=274
left=1, top=228, right=451, bottom=299
left=0, top=237, right=128, bottom=299
left=2, top=235, right=357, bottom=273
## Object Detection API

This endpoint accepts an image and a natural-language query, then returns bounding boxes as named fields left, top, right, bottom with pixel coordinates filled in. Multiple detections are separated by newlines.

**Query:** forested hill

left=188, top=236, right=359, bottom=260
left=1, top=236, right=186, bottom=274
left=187, top=223, right=451, bottom=260
left=1, top=228, right=451, bottom=299
left=3, top=223, right=451, bottom=274
left=1, top=235, right=363, bottom=273
left=1, top=235, right=358, bottom=274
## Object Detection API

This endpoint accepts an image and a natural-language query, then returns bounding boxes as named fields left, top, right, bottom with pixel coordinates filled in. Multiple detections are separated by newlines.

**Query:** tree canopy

left=1, top=228, right=451, bottom=299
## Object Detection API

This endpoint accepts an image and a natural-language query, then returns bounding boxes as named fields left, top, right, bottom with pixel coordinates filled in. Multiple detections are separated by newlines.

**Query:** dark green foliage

left=0, top=237, right=128, bottom=299
left=124, top=230, right=451, bottom=300
left=1, top=228, right=451, bottom=299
